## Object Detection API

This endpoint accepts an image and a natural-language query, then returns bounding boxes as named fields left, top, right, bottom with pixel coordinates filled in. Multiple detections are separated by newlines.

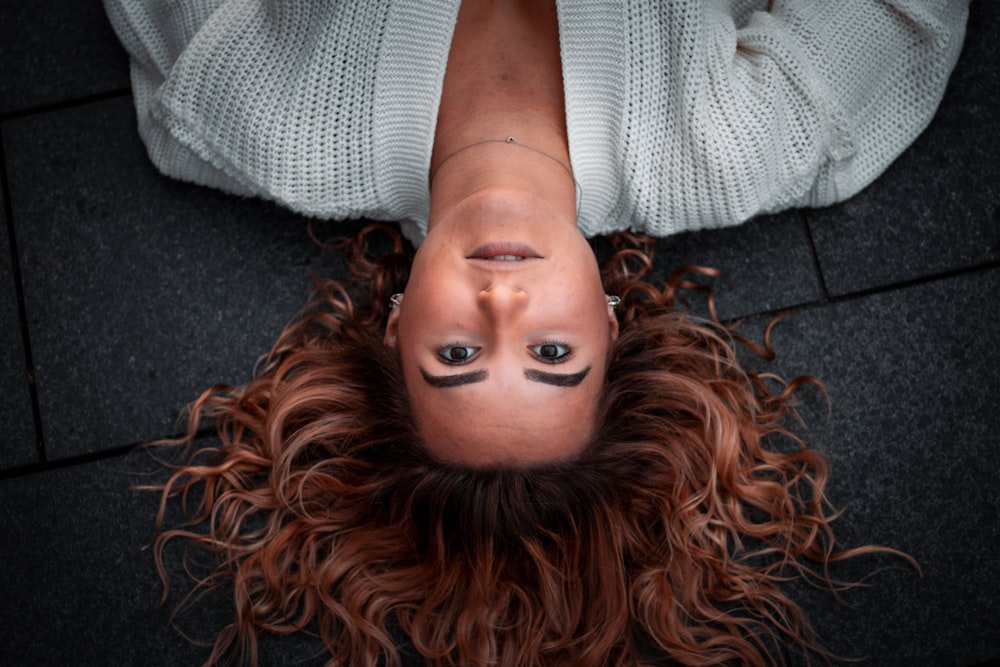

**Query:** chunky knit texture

left=104, top=0, right=969, bottom=243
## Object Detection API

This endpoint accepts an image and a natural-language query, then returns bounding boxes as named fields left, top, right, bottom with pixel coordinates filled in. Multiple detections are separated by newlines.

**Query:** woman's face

left=385, top=188, right=618, bottom=466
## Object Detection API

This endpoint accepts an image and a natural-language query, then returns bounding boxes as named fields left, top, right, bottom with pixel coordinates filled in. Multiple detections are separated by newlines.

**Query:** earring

left=390, top=293, right=403, bottom=309
left=606, top=295, right=621, bottom=310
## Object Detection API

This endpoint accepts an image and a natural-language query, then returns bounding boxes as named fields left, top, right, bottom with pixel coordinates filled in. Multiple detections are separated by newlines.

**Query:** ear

left=607, top=306, right=620, bottom=341
left=384, top=305, right=400, bottom=348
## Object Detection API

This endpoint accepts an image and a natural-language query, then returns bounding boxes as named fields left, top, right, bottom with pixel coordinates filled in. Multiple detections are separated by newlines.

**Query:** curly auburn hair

left=149, top=225, right=900, bottom=667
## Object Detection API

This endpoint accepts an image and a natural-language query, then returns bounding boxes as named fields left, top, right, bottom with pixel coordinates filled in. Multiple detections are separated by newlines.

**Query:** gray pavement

left=1, top=1, right=997, bottom=665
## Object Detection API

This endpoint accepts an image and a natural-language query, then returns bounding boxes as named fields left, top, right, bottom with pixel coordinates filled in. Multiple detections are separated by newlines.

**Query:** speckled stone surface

left=806, top=1, right=1000, bottom=297
left=651, top=210, right=823, bottom=320
left=757, top=269, right=1000, bottom=667
left=806, top=108, right=1000, bottom=297
left=0, top=449, right=415, bottom=667
left=0, top=0, right=130, bottom=114
left=4, top=97, right=365, bottom=460
left=0, top=190, right=37, bottom=468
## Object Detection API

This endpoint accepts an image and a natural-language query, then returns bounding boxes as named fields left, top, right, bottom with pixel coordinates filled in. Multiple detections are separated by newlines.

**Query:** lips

left=467, top=243, right=542, bottom=260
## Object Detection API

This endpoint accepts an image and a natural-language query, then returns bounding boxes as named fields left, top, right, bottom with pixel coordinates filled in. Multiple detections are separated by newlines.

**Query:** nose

left=478, top=283, right=528, bottom=321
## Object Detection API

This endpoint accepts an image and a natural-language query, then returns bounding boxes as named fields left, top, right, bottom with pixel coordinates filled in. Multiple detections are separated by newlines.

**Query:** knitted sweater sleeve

left=620, top=0, right=970, bottom=237
left=102, top=0, right=253, bottom=196
left=103, top=0, right=427, bottom=224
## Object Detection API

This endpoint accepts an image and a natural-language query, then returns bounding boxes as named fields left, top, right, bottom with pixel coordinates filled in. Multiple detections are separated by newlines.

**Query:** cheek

left=552, top=246, right=603, bottom=286
left=397, top=306, right=437, bottom=355
left=550, top=264, right=606, bottom=316
left=396, top=286, right=467, bottom=357
left=401, top=270, right=457, bottom=321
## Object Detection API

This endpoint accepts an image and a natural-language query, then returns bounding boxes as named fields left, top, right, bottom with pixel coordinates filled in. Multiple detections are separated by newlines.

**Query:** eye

left=437, top=344, right=480, bottom=365
left=530, top=341, right=572, bottom=364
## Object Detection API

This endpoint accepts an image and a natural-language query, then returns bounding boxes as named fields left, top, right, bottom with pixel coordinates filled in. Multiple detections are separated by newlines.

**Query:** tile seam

left=0, top=126, right=47, bottom=466
left=0, top=88, right=132, bottom=123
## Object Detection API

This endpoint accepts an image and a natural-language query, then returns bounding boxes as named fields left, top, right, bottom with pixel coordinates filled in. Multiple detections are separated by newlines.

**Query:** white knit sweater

left=104, top=0, right=969, bottom=243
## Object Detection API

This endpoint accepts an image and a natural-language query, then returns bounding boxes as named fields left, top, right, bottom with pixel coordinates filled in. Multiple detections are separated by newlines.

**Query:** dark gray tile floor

left=1, top=2, right=997, bottom=666
left=764, top=269, right=1000, bottom=665
left=4, top=96, right=365, bottom=460
left=0, top=0, right=129, bottom=115
left=0, top=187, right=36, bottom=468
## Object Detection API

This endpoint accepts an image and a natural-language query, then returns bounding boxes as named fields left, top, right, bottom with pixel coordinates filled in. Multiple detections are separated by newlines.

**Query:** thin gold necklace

left=430, top=136, right=582, bottom=211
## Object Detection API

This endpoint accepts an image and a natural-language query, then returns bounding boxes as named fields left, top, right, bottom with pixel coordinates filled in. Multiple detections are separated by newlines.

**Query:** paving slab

left=0, top=453, right=204, bottom=665
left=0, top=188, right=37, bottom=468
left=753, top=268, right=1000, bottom=667
left=589, top=210, right=822, bottom=324
left=0, top=0, right=130, bottom=115
left=806, top=2, right=1000, bottom=297
left=650, top=210, right=822, bottom=321
left=807, top=111, right=999, bottom=298
left=936, top=0, right=1000, bottom=114
left=0, top=448, right=420, bottom=666
left=3, top=95, right=365, bottom=461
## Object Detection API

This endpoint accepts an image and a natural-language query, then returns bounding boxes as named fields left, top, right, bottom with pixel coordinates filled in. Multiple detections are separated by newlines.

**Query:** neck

left=429, top=0, right=571, bottom=233
left=428, top=112, right=577, bottom=233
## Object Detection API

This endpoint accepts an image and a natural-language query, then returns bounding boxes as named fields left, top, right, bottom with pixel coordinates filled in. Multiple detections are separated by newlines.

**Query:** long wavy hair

left=149, top=225, right=899, bottom=666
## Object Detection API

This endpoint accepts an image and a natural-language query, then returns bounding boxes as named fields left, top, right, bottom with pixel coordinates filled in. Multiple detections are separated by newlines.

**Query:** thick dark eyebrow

left=524, top=366, right=591, bottom=387
left=419, top=366, right=591, bottom=389
left=420, top=368, right=488, bottom=387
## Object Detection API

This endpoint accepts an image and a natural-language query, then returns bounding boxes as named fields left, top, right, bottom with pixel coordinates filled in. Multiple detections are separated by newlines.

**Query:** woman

left=106, top=0, right=968, bottom=466
left=106, top=0, right=968, bottom=664
left=387, top=0, right=616, bottom=464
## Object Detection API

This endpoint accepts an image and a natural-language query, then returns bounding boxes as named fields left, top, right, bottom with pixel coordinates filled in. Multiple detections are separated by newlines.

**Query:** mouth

left=467, top=242, right=543, bottom=261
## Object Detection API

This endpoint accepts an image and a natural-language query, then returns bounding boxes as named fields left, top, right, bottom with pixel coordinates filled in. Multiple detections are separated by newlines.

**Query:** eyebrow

left=524, top=367, right=591, bottom=387
left=419, top=366, right=591, bottom=388
left=419, top=368, right=488, bottom=388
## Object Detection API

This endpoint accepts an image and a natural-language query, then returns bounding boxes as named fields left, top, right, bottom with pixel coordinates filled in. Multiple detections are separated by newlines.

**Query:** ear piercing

left=607, top=295, right=621, bottom=310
